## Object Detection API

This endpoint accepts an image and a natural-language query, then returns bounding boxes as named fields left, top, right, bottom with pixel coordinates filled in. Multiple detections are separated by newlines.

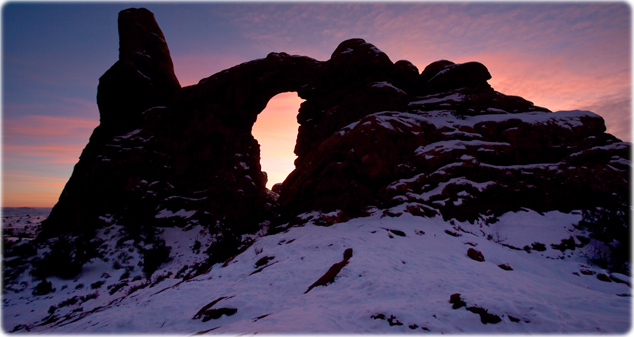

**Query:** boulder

left=467, top=248, right=485, bottom=262
left=425, top=61, right=491, bottom=94
left=419, top=60, right=455, bottom=83
left=393, top=60, right=420, bottom=94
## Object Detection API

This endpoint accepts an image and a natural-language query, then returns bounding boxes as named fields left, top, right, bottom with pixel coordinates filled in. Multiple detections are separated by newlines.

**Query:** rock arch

left=41, top=8, right=629, bottom=241
left=42, top=48, right=321, bottom=237
left=41, top=9, right=419, bottom=237
left=36, top=9, right=525, bottom=237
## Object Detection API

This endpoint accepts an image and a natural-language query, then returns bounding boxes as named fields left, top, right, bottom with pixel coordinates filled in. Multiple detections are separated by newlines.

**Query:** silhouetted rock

left=42, top=14, right=321, bottom=238
left=281, top=39, right=409, bottom=218
left=98, top=7, right=180, bottom=127
left=393, top=60, right=420, bottom=94
left=41, top=8, right=630, bottom=252
left=271, top=183, right=283, bottom=194
left=425, top=61, right=491, bottom=94
left=419, top=60, right=455, bottom=83
left=41, top=8, right=180, bottom=237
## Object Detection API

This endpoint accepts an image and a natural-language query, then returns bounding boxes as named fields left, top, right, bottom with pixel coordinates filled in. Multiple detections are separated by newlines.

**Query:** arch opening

left=252, top=91, right=304, bottom=189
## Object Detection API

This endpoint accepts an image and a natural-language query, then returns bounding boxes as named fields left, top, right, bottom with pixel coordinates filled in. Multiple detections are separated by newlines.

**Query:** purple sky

left=2, top=2, right=631, bottom=207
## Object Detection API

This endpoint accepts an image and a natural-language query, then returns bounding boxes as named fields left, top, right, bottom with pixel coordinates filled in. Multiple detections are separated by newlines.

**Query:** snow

left=135, top=50, right=151, bottom=59
left=155, top=209, right=196, bottom=219
left=366, top=44, right=384, bottom=55
left=113, top=129, right=142, bottom=141
left=98, top=214, right=115, bottom=224
left=2, top=207, right=630, bottom=333
left=441, top=129, right=483, bottom=139
left=409, top=92, right=465, bottom=105
left=164, top=195, right=207, bottom=202
left=427, top=64, right=459, bottom=82
left=1, top=207, right=49, bottom=242
left=405, top=177, right=494, bottom=203
left=485, top=209, right=582, bottom=251
left=467, top=110, right=597, bottom=130
left=407, top=94, right=601, bottom=135
left=570, top=142, right=632, bottom=157
left=480, top=161, right=559, bottom=170
left=415, top=139, right=510, bottom=156
left=336, top=120, right=360, bottom=136
left=150, top=32, right=165, bottom=43
left=339, top=102, right=589, bottom=147
left=487, top=107, right=508, bottom=113
left=135, top=70, right=151, bottom=81
left=386, top=172, right=425, bottom=191
left=370, top=81, right=406, bottom=95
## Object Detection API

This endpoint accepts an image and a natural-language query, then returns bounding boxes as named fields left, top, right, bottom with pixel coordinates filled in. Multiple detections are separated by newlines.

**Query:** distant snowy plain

left=2, top=206, right=630, bottom=333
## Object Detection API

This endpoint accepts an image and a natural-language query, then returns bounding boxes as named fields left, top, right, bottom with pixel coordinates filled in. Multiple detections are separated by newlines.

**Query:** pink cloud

left=3, top=114, right=95, bottom=164
left=171, top=52, right=251, bottom=87
left=4, top=172, right=67, bottom=187
left=4, top=100, right=98, bottom=117
left=4, top=143, right=84, bottom=164
left=463, top=50, right=631, bottom=141
left=4, top=114, right=97, bottom=139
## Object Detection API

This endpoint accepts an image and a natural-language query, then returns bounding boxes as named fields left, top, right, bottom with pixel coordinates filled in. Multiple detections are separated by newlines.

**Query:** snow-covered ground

left=2, top=207, right=49, bottom=243
left=2, top=206, right=630, bottom=333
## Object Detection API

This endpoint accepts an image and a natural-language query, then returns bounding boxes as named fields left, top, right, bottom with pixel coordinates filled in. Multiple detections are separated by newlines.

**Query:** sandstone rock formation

left=42, top=8, right=181, bottom=237
left=98, top=8, right=180, bottom=127
left=40, top=8, right=630, bottom=241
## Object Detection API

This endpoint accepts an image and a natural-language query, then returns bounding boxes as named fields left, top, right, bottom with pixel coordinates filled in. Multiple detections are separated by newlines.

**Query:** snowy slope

left=3, top=207, right=630, bottom=333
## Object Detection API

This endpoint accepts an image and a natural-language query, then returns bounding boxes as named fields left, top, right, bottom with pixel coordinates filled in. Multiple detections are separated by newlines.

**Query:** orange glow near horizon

left=252, top=92, right=304, bottom=189
left=2, top=173, right=66, bottom=207
left=3, top=114, right=98, bottom=208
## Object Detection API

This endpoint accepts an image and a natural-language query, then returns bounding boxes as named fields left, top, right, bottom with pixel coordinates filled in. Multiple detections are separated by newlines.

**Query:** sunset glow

left=2, top=3, right=630, bottom=207
left=252, top=92, right=303, bottom=189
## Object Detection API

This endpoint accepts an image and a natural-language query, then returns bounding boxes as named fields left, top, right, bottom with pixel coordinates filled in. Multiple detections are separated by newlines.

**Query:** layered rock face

left=41, top=8, right=630, bottom=239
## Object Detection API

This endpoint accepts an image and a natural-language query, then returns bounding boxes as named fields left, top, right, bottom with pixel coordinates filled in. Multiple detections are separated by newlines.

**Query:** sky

left=2, top=2, right=631, bottom=207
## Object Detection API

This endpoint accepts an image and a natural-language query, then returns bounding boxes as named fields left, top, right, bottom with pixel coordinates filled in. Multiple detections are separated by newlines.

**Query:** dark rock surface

left=99, top=7, right=180, bottom=127
left=41, top=9, right=321, bottom=238
left=467, top=248, right=485, bottom=262
left=41, top=8, right=630, bottom=243
left=41, top=8, right=181, bottom=237
left=304, top=248, right=353, bottom=293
